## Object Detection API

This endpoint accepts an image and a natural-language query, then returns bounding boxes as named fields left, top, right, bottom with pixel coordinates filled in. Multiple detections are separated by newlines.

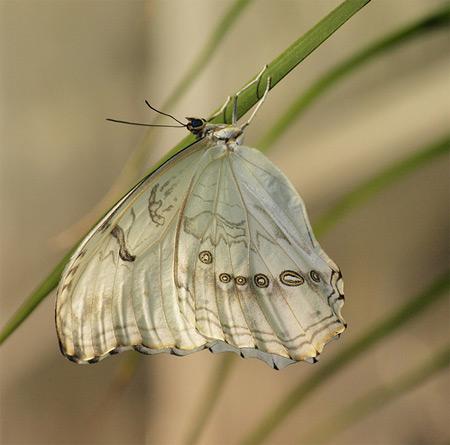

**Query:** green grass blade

left=219, top=0, right=373, bottom=125
left=240, top=272, right=450, bottom=445
left=315, top=134, right=450, bottom=236
left=300, top=343, right=450, bottom=444
left=258, top=4, right=450, bottom=150
left=0, top=249, right=74, bottom=345
left=0, top=0, right=372, bottom=346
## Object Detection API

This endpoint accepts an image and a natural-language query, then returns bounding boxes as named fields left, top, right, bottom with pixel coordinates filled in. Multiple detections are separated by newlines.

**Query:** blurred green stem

left=315, top=134, right=450, bottom=236
left=240, top=272, right=450, bottom=445
left=258, top=3, right=450, bottom=150
left=0, top=249, right=75, bottom=345
left=300, top=343, right=450, bottom=444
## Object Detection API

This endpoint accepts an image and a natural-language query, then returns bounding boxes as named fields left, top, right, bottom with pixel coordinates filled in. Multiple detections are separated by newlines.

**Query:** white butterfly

left=56, top=69, right=345, bottom=369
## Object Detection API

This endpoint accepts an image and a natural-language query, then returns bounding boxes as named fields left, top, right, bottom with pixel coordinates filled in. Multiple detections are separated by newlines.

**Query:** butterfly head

left=186, top=117, right=207, bottom=136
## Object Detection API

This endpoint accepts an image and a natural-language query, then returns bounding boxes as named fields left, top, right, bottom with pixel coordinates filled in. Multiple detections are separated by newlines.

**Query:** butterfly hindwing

left=176, top=145, right=345, bottom=367
left=231, top=146, right=345, bottom=358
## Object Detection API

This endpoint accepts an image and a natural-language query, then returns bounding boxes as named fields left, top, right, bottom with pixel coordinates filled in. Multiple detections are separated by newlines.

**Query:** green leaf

left=300, top=343, right=450, bottom=444
left=240, top=272, right=450, bottom=445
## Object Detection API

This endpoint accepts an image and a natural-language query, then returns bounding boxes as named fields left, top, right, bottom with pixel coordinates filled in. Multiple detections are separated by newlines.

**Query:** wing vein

left=158, top=240, right=175, bottom=346
left=235, top=152, right=315, bottom=250
left=192, top=156, right=224, bottom=339
left=225, top=156, right=258, bottom=348
left=173, top=151, right=223, bottom=290
left=228, top=155, right=290, bottom=355
left=230, top=154, right=317, bottom=352
left=232, top=155, right=304, bottom=272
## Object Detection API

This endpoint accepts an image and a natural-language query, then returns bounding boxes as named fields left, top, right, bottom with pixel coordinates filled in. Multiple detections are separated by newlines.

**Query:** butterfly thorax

left=203, top=123, right=244, bottom=150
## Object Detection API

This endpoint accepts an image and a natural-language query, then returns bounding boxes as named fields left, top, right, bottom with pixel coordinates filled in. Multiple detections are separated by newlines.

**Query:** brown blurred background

left=1, top=1, right=449, bottom=444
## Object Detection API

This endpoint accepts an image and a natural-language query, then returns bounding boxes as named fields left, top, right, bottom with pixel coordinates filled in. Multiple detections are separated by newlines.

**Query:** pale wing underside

left=56, top=141, right=345, bottom=369
left=56, top=139, right=208, bottom=361
left=177, top=145, right=345, bottom=368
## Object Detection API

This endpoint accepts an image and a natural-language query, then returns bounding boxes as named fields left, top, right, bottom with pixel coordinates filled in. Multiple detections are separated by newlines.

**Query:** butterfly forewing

left=56, top=139, right=208, bottom=361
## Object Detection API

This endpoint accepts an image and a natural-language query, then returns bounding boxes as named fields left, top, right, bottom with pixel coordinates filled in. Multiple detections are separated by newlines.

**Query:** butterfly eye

left=310, top=270, right=321, bottom=282
left=191, top=119, right=204, bottom=127
left=186, top=117, right=205, bottom=129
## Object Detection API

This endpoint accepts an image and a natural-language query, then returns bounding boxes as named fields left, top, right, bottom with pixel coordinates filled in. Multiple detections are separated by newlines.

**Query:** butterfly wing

left=56, top=139, right=214, bottom=363
left=57, top=139, right=345, bottom=369
left=177, top=144, right=345, bottom=369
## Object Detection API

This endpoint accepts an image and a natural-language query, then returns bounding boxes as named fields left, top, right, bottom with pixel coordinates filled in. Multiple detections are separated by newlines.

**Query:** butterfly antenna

left=106, top=118, right=185, bottom=128
left=144, top=100, right=186, bottom=126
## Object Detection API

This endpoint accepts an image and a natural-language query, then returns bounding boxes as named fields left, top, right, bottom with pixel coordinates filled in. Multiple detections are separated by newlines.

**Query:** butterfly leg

left=240, top=75, right=271, bottom=131
left=232, top=64, right=269, bottom=125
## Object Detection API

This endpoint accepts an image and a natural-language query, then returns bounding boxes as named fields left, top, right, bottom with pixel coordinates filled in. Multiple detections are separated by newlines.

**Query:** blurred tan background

left=1, top=1, right=449, bottom=444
